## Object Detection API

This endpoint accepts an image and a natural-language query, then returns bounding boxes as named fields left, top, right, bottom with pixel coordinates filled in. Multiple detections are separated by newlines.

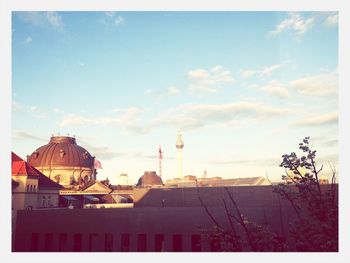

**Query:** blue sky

left=12, top=11, right=338, bottom=184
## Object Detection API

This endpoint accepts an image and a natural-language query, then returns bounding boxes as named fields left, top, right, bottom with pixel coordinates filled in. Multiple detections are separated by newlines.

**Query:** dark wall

left=14, top=185, right=337, bottom=252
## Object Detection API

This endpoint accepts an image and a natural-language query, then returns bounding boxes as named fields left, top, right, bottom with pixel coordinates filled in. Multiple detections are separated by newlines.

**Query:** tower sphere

left=176, top=134, right=184, bottom=149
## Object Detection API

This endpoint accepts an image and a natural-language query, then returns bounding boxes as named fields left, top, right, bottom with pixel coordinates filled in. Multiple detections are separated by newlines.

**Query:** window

left=137, top=234, right=147, bottom=252
left=33, top=185, right=36, bottom=192
left=44, top=233, right=53, bottom=252
left=210, top=236, right=221, bottom=252
left=173, top=234, right=182, bottom=252
left=47, top=196, right=51, bottom=206
left=120, top=234, right=130, bottom=252
left=191, top=235, right=201, bottom=252
left=59, top=233, right=68, bottom=252
left=154, top=234, right=164, bottom=252
left=30, top=233, right=39, bottom=251
left=42, top=196, right=46, bottom=207
left=105, top=233, right=114, bottom=252
left=89, top=233, right=98, bottom=252
left=29, top=185, right=33, bottom=192
left=26, top=185, right=29, bottom=192
left=74, top=233, right=82, bottom=252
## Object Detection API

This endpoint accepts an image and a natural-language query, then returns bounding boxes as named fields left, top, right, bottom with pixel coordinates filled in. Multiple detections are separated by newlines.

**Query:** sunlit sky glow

left=12, top=11, right=338, bottom=184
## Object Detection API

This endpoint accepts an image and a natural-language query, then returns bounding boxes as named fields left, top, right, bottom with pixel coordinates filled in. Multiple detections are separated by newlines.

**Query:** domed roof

left=136, top=171, right=163, bottom=187
left=27, top=136, right=94, bottom=169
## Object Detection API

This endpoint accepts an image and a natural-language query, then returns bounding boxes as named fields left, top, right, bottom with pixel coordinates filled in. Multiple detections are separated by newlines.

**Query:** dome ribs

left=27, top=136, right=94, bottom=169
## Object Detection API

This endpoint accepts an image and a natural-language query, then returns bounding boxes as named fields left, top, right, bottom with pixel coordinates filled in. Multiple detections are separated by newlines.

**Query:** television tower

left=158, top=145, right=163, bottom=178
left=176, top=131, right=184, bottom=178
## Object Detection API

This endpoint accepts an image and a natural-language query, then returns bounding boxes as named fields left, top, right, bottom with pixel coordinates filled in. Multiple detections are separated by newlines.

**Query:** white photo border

left=1, top=1, right=349, bottom=262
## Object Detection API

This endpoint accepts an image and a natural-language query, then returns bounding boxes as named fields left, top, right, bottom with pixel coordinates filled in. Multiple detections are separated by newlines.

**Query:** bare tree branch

left=224, top=187, right=256, bottom=251
left=222, top=198, right=237, bottom=235
left=196, top=182, right=222, bottom=229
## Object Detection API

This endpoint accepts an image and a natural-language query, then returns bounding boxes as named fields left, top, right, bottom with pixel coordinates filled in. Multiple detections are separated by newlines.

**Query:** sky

left=12, top=11, right=338, bottom=185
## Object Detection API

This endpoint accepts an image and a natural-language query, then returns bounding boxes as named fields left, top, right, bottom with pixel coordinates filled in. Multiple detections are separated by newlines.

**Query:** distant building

left=116, top=173, right=129, bottom=185
left=59, top=180, right=133, bottom=208
left=165, top=175, right=270, bottom=188
left=136, top=171, right=163, bottom=188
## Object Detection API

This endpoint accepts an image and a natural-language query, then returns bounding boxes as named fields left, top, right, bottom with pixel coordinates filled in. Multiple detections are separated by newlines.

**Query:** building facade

left=12, top=152, right=62, bottom=211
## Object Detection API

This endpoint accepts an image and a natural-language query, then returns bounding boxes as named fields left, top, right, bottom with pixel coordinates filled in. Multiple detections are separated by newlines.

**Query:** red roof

left=12, top=152, right=62, bottom=189
left=12, top=152, right=23, bottom=162
left=12, top=159, right=42, bottom=177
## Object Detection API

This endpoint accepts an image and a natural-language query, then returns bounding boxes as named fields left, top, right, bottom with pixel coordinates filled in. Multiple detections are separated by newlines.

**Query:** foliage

left=273, top=136, right=338, bottom=251
left=198, top=136, right=338, bottom=252
left=197, top=187, right=284, bottom=252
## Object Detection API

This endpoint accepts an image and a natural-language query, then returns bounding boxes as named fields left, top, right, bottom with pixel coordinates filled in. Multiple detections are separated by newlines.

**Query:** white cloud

left=12, top=102, right=46, bottom=118
left=239, top=69, right=256, bottom=79
left=322, top=139, right=338, bottom=147
left=66, top=102, right=289, bottom=134
left=78, top=144, right=119, bottom=160
left=23, top=36, right=32, bottom=45
left=239, top=64, right=281, bottom=79
left=26, top=105, right=47, bottom=118
left=118, top=107, right=149, bottom=124
left=262, top=80, right=290, bottom=98
left=259, top=64, right=281, bottom=78
left=12, top=101, right=22, bottom=112
left=105, top=12, right=116, bottom=18
left=147, top=86, right=181, bottom=99
left=246, top=84, right=259, bottom=89
left=188, top=65, right=234, bottom=93
left=293, top=112, right=338, bottom=127
left=114, top=16, right=125, bottom=26
left=188, top=69, right=209, bottom=79
left=53, top=108, right=64, bottom=114
left=290, top=71, right=337, bottom=96
left=28, top=106, right=37, bottom=112
left=100, top=12, right=125, bottom=27
left=210, top=65, right=225, bottom=73
left=166, top=86, right=180, bottom=96
left=153, top=101, right=289, bottom=131
left=60, top=115, right=91, bottom=126
left=78, top=137, right=157, bottom=160
left=13, top=130, right=46, bottom=142
left=60, top=107, right=150, bottom=134
left=16, top=12, right=64, bottom=30
left=269, top=12, right=315, bottom=37
left=312, top=136, right=338, bottom=148
left=46, top=12, right=64, bottom=28
left=210, top=157, right=279, bottom=166
left=324, top=13, right=338, bottom=27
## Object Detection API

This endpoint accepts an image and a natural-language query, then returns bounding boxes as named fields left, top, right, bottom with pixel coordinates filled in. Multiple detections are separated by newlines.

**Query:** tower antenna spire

left=158, top=145, right=163, bottom=178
